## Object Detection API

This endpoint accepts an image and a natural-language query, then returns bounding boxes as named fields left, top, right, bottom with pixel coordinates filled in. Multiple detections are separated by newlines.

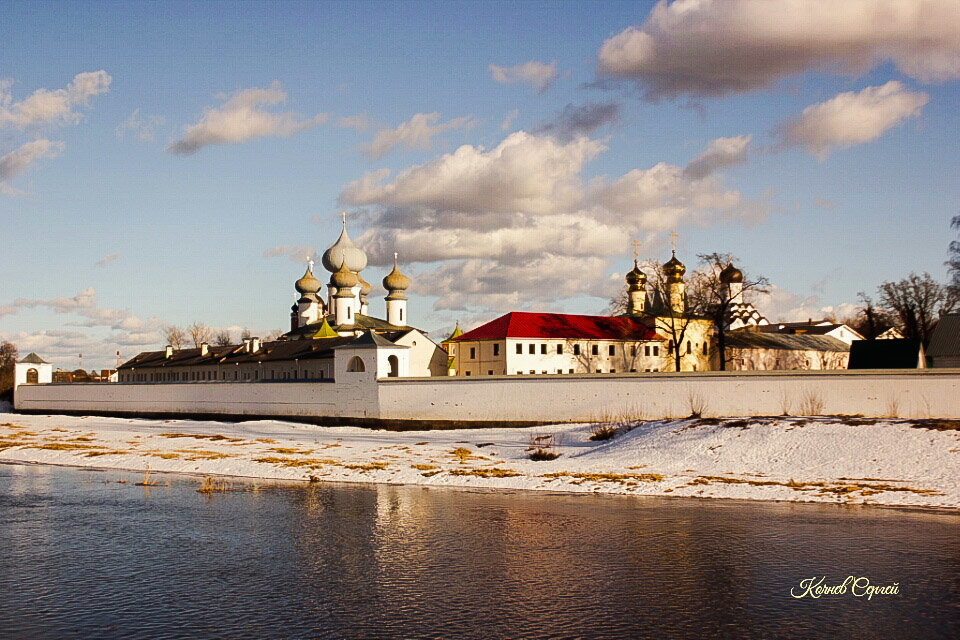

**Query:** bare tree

left=213, top=329, right=233, bottom=346
left=948, top=214, right=960, bottom=299
left=878, top=273, right=957, bottom=343
left=0, top=341, right=18, bottom=399
left=841, top=293, right=894, bottom=340
left=187, top=322, right=212, bottom=348
left=265, top=329, right=284, bottom=341
left=162, top=325, right=185, bottom=350
left=240, top=327, right=252, bottom=341
left=687, top=253, right=768, bottom=371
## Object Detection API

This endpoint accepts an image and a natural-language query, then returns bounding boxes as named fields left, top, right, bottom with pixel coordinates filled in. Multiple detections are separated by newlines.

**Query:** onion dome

left=625, top=260, right=647, bottom=290
left=295, top=265, right=322, bottom=295
left=331, top=260, right=359, bottom=292
left=358, top=274, right=372, bottom=297
left=720, top=263, right=743, bottom=284
left=383, top=257, right=410, bottom=300
left=663, top=251, right=686, bottom=283
left=321, top=214, right=368, bottom=274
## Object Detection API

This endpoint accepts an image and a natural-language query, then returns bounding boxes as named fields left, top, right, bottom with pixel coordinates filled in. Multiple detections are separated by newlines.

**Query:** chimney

left=200, top=343, right=209, bottom=356
left=242, top=338, right=251, bottom=353
left=251, top=337, right=261, bottom=353
left=165, top=345, right=173, bottom=359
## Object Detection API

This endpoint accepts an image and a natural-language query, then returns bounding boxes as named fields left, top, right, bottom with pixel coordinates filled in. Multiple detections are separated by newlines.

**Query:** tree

left=842, top=293, right=894, bottom=340
left=187, top=322, right=212, bottom=348
left=214, top=329, right=233, bottom=346
left=240, top=327, right=252, bottom=341
left=686, top=253, right=768, bottom=371
left=0, top=341, right=18, bottom=400
left=162, top=325, right=185, bottom=350
left=878, top=272, right=957, bottom=343
left=948, top=214, right=960, bottom=298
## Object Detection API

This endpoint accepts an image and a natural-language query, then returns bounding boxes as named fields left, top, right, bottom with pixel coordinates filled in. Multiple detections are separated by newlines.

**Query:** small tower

left=625, top=260, right=647, bottom=315
left=720, top=263, right=744, bottom=303
left=663, top=251, right=686, bottom=314
left=332, top=261, right=359, bottom=326
left=358, top=275, right=371, bottom=316
left=383, top=253, right=410, bottom=327
left=294, top=261, right=323, bottom=329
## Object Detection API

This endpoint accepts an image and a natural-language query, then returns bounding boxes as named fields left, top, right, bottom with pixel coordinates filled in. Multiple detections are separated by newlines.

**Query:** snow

left=2, top=409, right=959, bottom=508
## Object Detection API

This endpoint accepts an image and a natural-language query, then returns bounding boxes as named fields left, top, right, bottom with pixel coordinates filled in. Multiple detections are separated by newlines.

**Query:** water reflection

left=0, top=464, right=958, bottom=639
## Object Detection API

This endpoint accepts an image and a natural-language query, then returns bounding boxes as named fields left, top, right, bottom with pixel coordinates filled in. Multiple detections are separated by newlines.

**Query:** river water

left=0, top=463, right=958, bottom=639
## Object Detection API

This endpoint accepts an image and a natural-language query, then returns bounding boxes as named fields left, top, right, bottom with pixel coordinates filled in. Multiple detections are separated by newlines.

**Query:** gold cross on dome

left=669, top=230, right=678, bottom=251
left=632, top=239, right=640, bottom=260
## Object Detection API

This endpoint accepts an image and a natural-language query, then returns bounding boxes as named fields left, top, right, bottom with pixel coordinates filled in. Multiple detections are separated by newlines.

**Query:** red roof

left=455, top=312, right=662, bottom=342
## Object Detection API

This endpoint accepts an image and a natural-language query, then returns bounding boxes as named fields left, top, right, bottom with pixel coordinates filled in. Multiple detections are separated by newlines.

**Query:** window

left=556, top=344, right=562, bottom=355
left=470, top=347, right=476, bottom=359
left=493, top=344, right=500, bottom=356
left=573, top=344, right=581, bottom=355
left=529, top=344, right=535, bottom=354
left=668, top=340, right=674, bottom=354
left=400, top=308, right=403, bottom=322
left=557, top=369, right=563, bottom=374
left=610, top=369, right=616, bottom=373
left=346, top=356, right=365, bottom=372
left=686, top=341, right=692, bottom=354
left=595, top=369, right=602, bottom=373
left=608, top=345, right=615, bottom=356
left=465, top=371, right=471, bottom=376
left=516, top=344, right=523, bottom=354
left=631, top=345, right=637, bottom=357
left=530, top=370, right=535, bottom=374
left=644, top=345, right=650, bottom=356
left=488, top=370, right=493, bottom=375
left=703, top=342, right=708, bottom=355
left=592, top=345, right=599, bottom=356
left=388, top=355, right=399, bottom=377
left=653, top=346, right=660, bottom=356
left=540, top=344, right=547, bottom=354
left=568, top=369, right=574, bottom=373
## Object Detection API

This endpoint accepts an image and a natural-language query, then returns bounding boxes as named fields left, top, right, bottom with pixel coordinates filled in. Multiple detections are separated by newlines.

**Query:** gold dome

left=720, top=263, right=743, bottom=284
left=295, top=266, right=321, bottom=295
left=383, top=263, right=410, bottom=294
left=625, top=260, right=647, bottom=290
left=331, top=260, right=359, bottom=290
left=663, top=251, right=685, bottom=282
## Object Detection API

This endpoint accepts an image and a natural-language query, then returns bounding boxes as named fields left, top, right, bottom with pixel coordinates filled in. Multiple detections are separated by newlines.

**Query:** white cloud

left=781, top=81, right=929, bottom=159
left=115, top=108, right=165, bottom=142
left=338, top=114, right=370, bottom=132
left=364, top=112, right=475, bottom=159
left=597, top=0, right=960, bottom=100
left=94, top=252, right=122, bottom=267
left=489, top=60, right=559, bottom=94
left=0, top=139, right=64, bottom=196
left=340, top=131, right=762, bottom=312
left=684, top=135, right=751, bottom=179
left=263, top=244, right=318, bottom=264
left=752, top=284, right=859, bottom=323
left=0, top=71, right=111, bottom=129
left=344, top=131, right=605, bottom=215
left=500, top=109, right=519, bottom=131
left=168, top=82, right=327, bottom=154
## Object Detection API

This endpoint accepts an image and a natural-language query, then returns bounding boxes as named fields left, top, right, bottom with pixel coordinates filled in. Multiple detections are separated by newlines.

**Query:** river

left=0, top=463, right=958, bottom=639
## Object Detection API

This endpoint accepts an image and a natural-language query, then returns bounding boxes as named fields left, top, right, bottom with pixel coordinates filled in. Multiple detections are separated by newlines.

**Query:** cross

left=308, top=258, right=314, bottom=272
left=632, top=239, right=640, bottom=260
left=394, top=251, right=398, bottom=265
left=340, top=210, right=347, bottom=225
left=669, top=230, right=678, bottom=251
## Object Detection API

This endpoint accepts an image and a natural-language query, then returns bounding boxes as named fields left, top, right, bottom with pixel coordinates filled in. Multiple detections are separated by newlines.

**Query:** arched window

left=347, top=356, right=365, bottom=372
left=26, top=368, right=38, bottom=384
left=388, top=355, right=399, bottom=377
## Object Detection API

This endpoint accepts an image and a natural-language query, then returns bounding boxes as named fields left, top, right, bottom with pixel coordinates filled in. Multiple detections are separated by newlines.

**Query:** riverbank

left=2, top=406, right=959, bottom=508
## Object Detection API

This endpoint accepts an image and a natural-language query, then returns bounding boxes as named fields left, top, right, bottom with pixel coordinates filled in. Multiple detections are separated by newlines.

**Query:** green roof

left=307, top=317, right=340, bottom=339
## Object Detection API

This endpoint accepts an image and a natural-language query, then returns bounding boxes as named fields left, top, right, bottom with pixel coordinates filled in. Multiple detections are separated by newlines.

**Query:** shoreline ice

left=2, top=409, right=958, bottom=509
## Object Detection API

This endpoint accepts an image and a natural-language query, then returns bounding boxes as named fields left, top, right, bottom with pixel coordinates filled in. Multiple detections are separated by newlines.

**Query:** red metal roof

left=455, top=312, right=662, bottom=341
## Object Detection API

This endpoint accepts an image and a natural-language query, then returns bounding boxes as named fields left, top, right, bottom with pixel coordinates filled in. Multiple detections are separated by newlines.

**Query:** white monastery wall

left=15, top=370, right=960, bottom=423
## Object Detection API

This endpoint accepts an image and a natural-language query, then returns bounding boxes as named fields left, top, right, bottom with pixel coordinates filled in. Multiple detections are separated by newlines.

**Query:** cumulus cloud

left=780, top=81, right=928, bottom=159
left=597, top=0, right=960, bottom=100
left=338, top=114, right=370, bottom=132
left=0, top=139, right=64, bottom=195
left=341, top=131, right=762, bottom=311
left=489, top=60, right=559, bottom=94
left=115, top=109, right=165, bottom=142
left=168, top=82, right=327, bottom=154
left=501, top=109, right=519, bottom=132
left=683, top=135, right=751, bottom=179
left=263, top=244, right=317, bottom=264
left=94, top=252, right=122, bottom=267
left=364, top=112, right=475, bottom=159
left=535, top=102, right=621, bottom=141
left=752, top=284, right=859, bottom=324
left=0, top=71, right=111, bottom=129
left=0, top=287, right=144, bottom=331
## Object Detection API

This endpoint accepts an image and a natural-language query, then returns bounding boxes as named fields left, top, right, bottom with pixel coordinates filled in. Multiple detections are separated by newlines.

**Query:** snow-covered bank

left=2, top=410, right=959, bottom=508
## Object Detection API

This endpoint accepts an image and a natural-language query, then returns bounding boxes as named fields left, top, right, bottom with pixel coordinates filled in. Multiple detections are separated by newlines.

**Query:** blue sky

left=2, top=0, right=959, bottom=371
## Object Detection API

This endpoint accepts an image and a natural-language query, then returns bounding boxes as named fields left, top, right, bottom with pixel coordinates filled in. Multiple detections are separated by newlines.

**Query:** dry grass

left=589, top=423, right=619, bottom=441
left=448, top=467, right=521, bottom=478
left=449, top=447, right=488, bottom=463
left=343, top=461, right=389, bottom=472
left=197, top=476, right=234, bottom=493
left=411, top=464, right=438, bottom=471
left=542, top=471, right=663, bottom=485
left=686, top=475, right=940, bottom=497
left=268, top=447, right=314, bottom=455
left=158, top=433, right=241, bottom=442
left=254, top=456, right=337, bottom=469
left=255, top=438, right=277, bottom=444
left=82, top=449, right=129, bottom=457
left=912, top=419, right=960, bottom=432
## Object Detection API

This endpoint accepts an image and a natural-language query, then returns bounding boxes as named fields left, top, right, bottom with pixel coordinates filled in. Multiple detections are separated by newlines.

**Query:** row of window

left=464, top=342, right=665, bottom=360
left=461, top=367, right=662, bottom=376
left=120, top=368, right=327, bottom=383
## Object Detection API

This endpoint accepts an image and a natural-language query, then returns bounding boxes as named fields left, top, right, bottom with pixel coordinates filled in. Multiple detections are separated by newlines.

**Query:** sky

left=2, top=0, right=959, bottom=372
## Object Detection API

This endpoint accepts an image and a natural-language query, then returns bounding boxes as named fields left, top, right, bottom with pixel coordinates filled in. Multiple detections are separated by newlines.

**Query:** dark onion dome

left=383, top=262, right=410, bottom=300
left=720, top=263, right=743, bottom=284
left=295, top=265, right=322, bottom=295
left=625, top=260, right=647, bottom=290
left=331, top=260, right=359, bottom=291
left=663, top=251, right=686, bottom=282
left=321, top=218, right=367, bottom=273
